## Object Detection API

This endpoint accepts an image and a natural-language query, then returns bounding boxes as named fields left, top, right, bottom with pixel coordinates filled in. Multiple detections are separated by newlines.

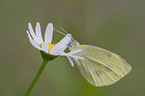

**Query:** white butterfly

left=60, top=32, right=132, bottom=87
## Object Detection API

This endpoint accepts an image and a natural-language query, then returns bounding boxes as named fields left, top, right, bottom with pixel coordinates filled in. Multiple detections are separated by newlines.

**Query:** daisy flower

left=26, top=22, right=83, bottom=61
left=25, top=22, right=84, bottom=96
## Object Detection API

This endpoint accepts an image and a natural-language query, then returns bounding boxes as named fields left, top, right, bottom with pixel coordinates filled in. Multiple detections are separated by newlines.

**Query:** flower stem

left=25, top=59, right=48, bottom=96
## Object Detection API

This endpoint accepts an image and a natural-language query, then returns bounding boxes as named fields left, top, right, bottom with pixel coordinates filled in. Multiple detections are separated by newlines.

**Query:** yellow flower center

left=48, top=43, right=54, bottom=52
left=40, top=42, right=54, bottom=52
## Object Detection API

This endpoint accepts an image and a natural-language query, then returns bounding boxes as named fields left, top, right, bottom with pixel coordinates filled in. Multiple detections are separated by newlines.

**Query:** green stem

left=25, top=59, right=48, bottom=96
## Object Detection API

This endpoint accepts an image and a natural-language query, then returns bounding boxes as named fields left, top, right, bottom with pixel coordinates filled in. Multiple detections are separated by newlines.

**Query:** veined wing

left=72, top=45, right=131, bottom=86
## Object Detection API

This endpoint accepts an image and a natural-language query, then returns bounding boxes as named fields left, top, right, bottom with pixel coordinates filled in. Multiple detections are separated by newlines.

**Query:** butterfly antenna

left=54, top=28, right=66, bottom=35
left=57, top=25, right=68, bottom=34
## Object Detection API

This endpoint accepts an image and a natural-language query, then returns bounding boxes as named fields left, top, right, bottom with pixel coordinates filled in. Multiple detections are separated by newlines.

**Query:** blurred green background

left=0, top=0, right=145, bottom=96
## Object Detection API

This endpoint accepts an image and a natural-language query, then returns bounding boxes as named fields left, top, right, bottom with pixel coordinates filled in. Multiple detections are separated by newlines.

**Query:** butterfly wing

left=72, top=45, right=131, bottom=87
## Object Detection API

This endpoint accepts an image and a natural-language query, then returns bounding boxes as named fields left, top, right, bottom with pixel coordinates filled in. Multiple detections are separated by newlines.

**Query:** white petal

left=42, top=42, right=49, bottom=53
left=50, top=34, right=72, bottom=55
left=67, top=56, right=74, bottom=67
left=69, top=55, right=84, bottom=59
left=50, top=44, right=67, bottom=55
left=45, top=23, right=53, bottom=43
left=74, top=58, right=80, bottom=65
left=59, top=51, right=84, bottom=60
left=28, top=23, right=40, bottom=44
left=35, top=22, right=43, bottom=44
left=26, top=31, right=42, bottom=50
left=69, top=49, right=82, bottom=54
left=59, top=52, right=66, bottom=56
